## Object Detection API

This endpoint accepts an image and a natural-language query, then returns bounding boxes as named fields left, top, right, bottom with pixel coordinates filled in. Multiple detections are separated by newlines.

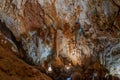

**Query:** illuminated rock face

left=0, top=0, right=120, bottom=78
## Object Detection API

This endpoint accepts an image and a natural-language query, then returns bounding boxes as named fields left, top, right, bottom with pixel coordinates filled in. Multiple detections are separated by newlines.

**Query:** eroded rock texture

left=0, top=32, right=52, bottom=80
left=0, top=0, right=120, bottom=79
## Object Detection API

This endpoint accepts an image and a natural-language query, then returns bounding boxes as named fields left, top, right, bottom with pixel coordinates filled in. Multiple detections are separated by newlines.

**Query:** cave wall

left=0, top=0, right=120, bottom=78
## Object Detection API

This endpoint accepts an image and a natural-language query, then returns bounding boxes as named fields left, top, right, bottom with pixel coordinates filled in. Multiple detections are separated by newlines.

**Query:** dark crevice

left=0, top=20, right=27, bottom=59
left=111, top=0, right=120, bottom=8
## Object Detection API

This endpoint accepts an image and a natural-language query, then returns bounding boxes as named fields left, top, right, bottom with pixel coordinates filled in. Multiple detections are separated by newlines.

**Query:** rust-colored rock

left=23, top=1, right=45, bottom=32
left=0, top=0, right=120, bottom=79
left=0, top=33, right=52, bottom=80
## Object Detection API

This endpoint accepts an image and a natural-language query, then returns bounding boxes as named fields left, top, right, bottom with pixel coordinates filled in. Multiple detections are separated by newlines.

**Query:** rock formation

left=0, top=0, right=120, bottom=79
left=0, top=32, right=52, bottom=80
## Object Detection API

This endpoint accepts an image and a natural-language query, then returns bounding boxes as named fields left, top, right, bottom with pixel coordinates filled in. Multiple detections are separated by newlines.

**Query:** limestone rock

left=0, top=0, right=120, bottom=79
left=0, top=33, right=52, bottom=80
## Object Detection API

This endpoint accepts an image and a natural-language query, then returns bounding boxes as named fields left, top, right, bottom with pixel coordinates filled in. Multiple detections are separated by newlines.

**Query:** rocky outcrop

left=0, top=32, right=52, bottom=80
left=0, top=0, right=120, bottom=79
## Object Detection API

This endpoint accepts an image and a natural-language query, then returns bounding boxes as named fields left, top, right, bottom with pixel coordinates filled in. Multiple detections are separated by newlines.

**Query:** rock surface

left=0, top=0, right=120, bottom=79
left=0, top=32, right=52, bottom=80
